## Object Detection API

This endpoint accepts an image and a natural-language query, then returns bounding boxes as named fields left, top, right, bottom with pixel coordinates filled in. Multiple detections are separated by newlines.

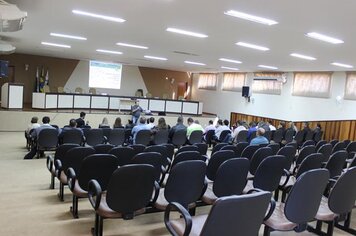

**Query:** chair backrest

left=62, top=129, right=83, bottom=145
left=267, top=143, right=280, bottom=155
left=314, top=131, right=323, bottom=143
left=304, top=131, right=314, bottom=141
left=144, top=145, right=169, bottom=167
left=294, top=131, right=305, bottom=145
left=194, top=143, right=208, bottom=156
left=328, top=167, right=356, bottom=215
left=108, top=128, right=125, bottom=146
left=234, top=142, right=249, bottom=157
left=101, top=128, right=111, bottom=139
left=171, top=129, right=187, bottom=146
left=211, top=143, right=228, bottom=154
left=349, top=155, right=356, bottom=168
left=85, top=129, right=104, bottom=146
left=272, top=129, right=284, bottom=143
left=250, top=147, right=273, bottom=176
left=200, top=192, right=272, bottom=236
left=330, top=139, right=339, bottom=147
left=165, top=160, right=206, bottom=208
left=163, top=143, right=175, bottom=160
left=75, top=87, right=83, bottom=93
left=89, top=87, right=96, bottom=94
left=325, top=150, right=348, bottom=178
left=240, top=145, right=259, bottom=161
left=221, top=145, right=239, bottom=156
left=263, top=130, right=272, bottom=141
left=346, top=141, right=356, bottom=159
left=171, top=151, right=204, bottom=167
left=54, top=144, right=80, bottom=161
left=205, top=129, right=215, bottom=145
left=106, top=164, right=156, bottom=217
left=315, top=140, right=327, bottom=151
left=109, top=146, right=135, bottom=166
left=296, top=145, right=316, bottom=166
left=153, top=129, right=169, bottom=145
left=235, top=130, right=248, bottom=143
left=277, top=146, right=296, bottom=171
left=301, top=140, right=315, bottom=148
left=131, top=152, right=164, bottom=181
left=253, top=155, right=286, bottom=192
left=37, top=128, right=59, bottom=149
left=285, top=141, right=298, bottom=149
left=175, top=145, right=199, bottom=157
left=332, top=141, right=346, bottom=154
left=129, top=144, right=146, bottom=156
left=188, top=130, right=203, bottom=144
left=317, top=143, right=333, bottom=163
left=284, top=129, right=294, bottom=143
left=249, top=131, right=257, bottom=142
left=62, top=147, right=96, bottom=174
left=78, top=154, right=118, bottom=191
left=343, top=140, right=351, bottom=146
left=207, top=150, right=236, bottom=181
left=219, top=130, right=231, bottom=142
left=124, top=129, right=132, bottom=143
left=296, top=153, right=323, bottom=179
left=135, top=129, right=151, bottom=146
left=213, top=158, right=249, bottom=197
left=94, top=144, right=114, bottom=154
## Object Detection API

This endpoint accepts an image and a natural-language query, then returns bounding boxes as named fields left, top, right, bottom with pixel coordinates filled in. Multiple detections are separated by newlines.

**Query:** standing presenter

left=131, top=101, right=143, bottom=124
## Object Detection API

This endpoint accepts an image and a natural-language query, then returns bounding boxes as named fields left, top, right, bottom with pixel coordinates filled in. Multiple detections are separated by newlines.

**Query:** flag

left=35, top=67, right=39, bottom=92
left=45, top=69, right=49, bottom=86
left=39, top=66, right=45, bottom=92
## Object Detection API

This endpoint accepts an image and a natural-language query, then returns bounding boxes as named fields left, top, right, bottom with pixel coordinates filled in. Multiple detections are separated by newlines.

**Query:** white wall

left=64, top=60, right=148, bottom=96
left=191, top=72, right=355, bottom=121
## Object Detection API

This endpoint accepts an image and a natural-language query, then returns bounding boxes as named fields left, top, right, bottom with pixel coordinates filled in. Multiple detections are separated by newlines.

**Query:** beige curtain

left=293, top=72, right=331, bottom=98
left=252, top=72, right=282, bottom=95
left=222, top=73, right=246, bottom=91
left=198, top=73, right=217, bottom=90
left=345, top=73, right=356, bottom=100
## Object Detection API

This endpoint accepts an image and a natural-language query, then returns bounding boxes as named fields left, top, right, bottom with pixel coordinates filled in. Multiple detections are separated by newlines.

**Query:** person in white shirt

left=147, top=117, right=155, bottom=129
left=214, top=119, right=231, bottom=141
left=231, top=120, right=247, bottom=142
left=26, top=116, right=41, bottom=135
left=204, top=120, right=215, bottom=138
left=268, top=120, right=276, bottom=131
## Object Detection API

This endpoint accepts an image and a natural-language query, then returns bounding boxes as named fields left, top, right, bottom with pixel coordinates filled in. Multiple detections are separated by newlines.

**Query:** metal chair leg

left=50, top=174, right=55, bottom=189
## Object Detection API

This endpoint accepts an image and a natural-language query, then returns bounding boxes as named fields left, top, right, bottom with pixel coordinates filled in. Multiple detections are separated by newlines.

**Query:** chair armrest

left=54, top=159, right=63, bottom=178
left=46, top=154, right=54, bottom=171
left=151, top=181, right=160, bottom=204
left=200, top=179, right=208, bottom=199
left=67, top=168, right=76, bottom=191
left=246, top=188, right=264, bottom=194
left=264, top=196, right=276, bottom=221
left=202, top=155, right=208, bottom=163
left=88, top=179, right=102, bottom=210
left=164, top=202, right=192, bottom=236
left=280, top=169, right=291, bottom=188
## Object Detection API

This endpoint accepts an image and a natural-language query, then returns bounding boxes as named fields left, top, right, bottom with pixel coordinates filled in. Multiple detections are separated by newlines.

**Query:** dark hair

left=317, top=123, right=321, bottom=129
left=249, top=122, right=256, bottom=127
left=217, top=119, right=223, bottom=125
left=187, top=117, right=194, bottom=124
left=69, top=119, right=77, bottom=127
left=149, top=117, right=155, bottom=123
left=139, top=116, right=147, bottom=124
left=128, top=119, right=133, bottom=124
left=31, top=116, right=38, bottom=124
left=157, top=117, right=167, bottom=129
left=42, top=116, right=50, bottom=124
left=80, top=112, right=86, bottom=118
left=177, top=116, right=184, bottom=124
left=208, top=120, right=213, bottom=125
left=114, top=117, right=122, bottom=127
left=237, top=120, right=243, bottom=126
left=223, top=119, right=229, bottom=126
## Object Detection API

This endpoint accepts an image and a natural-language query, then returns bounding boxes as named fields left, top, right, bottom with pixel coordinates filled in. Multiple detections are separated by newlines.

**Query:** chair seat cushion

left=170, top=214, right=208, bottom=236
left=59, top=172, right=68, bottom=184
left=97, top=195, right=145, bottom=218
left=315, top=196, right=337, bottom=221
left=72, top=181, right=87, bottom=198
left=201, top=182, right=217, bottom=205
left=154, top=188, right=196, bottom=210
left=264, top=202, right=297, bottom=231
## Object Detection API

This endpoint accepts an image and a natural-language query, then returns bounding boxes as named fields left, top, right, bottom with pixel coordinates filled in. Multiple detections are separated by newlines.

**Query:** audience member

left=75, top=112, right=86, bottom=128
left=231, top=120, right=247, bottom=143
left=204, top=120, right=215, bottom=139
left=99, top=117, right=110, bottom=128
left=186, top=117, right=204, bottom=138
left=147, top=117, right=155, bottom=129
left=113, top=117, right=124, bottom=129
left=214, top=119, right=231, bottom=141
left=288, top=121, right=298, bottom=135
left=58, top=119, right=84, bottom=141
left=268, top=120, right=276, bottom=131
left=250, top=128, right=269, bottom=145
left=131, top=101, right=143, bottom=124
left=152, top=117, right=168, bottom=132
left=26, top=116, right=41, bottom=135
left=301, top=121, right=311, bottom=139
left=314, top=123, right=322, bottom=134
left=131, top=116, right=150, bottom=144
left=169, top=116, right=187, bottom=140
left=125, top=119, right=135, bottom=129
left=258, top=121, right=270, bottom=132
left=247, top=122, right=258, bottom=140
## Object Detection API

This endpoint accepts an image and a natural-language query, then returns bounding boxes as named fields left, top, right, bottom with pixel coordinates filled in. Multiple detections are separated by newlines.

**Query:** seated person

left=214, top=119, right=231, bottom=141
left=147, top=117, right=155, bottom=129
left=152, top=117, right=168, bottom=133
left=99, top=117, right=110, bottom=128
left=186, top=117, right=204, bottom=139
left=169, top=116, right=187, bottom=141
left=26, top=116, right=41, bottom=135
left=250, top=128, right=269, bottom=145
left=231, top=120, right=247, bottom=143
left=125, top=119, right=135, bottom=129
left=75, top=112, right=86, bottom=128
left=58, top=119, right=84, bottom=143
left=247, top=122, right=257, bottom=141
left=131, top=116, right=150, bottom=144
left=113, top=117, right=124, bottom=129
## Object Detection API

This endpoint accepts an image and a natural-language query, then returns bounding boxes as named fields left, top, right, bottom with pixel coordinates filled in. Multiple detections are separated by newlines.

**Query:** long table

left=32, top=92, right=203, bottom=115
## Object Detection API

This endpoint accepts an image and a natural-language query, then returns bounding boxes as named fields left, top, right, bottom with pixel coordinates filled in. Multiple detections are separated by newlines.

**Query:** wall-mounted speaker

left=242, top=86, right=250, bottom=97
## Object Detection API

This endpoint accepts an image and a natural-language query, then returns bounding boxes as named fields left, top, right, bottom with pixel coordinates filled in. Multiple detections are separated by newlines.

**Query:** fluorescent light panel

left=258, top=65, right=278, bottom=70
left=236, top=42, right=269, bottom=51
left=72, top=10, right=125, bottom=23
left=290, top=53, right=316, bottom=60
left=166, top=27, right=208, bottom=38
left=219, top=58, right=242, bottom=64
left=306, top=32, right=344, bottom=44
left=144, top=55, right=168, bottom=61
left=221, top=66, right=239, bottom=71
left=96, top=49, right=123, bottom=55
left=184, top=61, right=206, bottom=66
left=224, top=10, right=278, bottom=26
left=41, top=42, right=71, bottom=48
left=331, top=62, right=353, bottom=68
left=116, top=42, right=148, bottom=49
left=50, top=33, right=87, bottom=40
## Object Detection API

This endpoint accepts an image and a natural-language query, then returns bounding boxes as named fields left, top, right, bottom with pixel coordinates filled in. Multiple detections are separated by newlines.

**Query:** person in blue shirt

left=250, top=128, right=269, bottom=145
left=131, top=116, right=150, bottom=144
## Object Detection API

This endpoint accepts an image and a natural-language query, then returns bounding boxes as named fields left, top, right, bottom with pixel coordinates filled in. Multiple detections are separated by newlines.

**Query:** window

left=293, top=72, right=331, bottom=98
left=345, top=73, right=356, bottom=100
left=222, top=73, right=246, bottom=91
left=198, top=73, right=217, bottom=90
left=252, top=72, right=282, bottom=95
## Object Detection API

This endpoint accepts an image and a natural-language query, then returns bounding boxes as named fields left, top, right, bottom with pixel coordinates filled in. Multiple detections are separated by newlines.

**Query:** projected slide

left=89, top=60, right=122, bottom=89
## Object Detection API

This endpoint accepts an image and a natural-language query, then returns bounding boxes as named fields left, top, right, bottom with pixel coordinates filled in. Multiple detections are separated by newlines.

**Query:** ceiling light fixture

left=331, top=62, right=353, bottom=68
left=166, top=27, right=208, bottom=38
left=236, top=41, right=269, bottom=51
left=144, top=55, right=168, bottom=61
left=258, top=65, right=278, bottom=70
left=184, top=61, right=206, bottom=66
left=219, top=58, right=242, bottom=64
left=72, top=10, right=126, bottom=23
left=221, top=66, right=239, bottom=71
left=306, top=32, right=344, bottom=44
left=224, top=10, right=278, bottom=26
left=41, top=42, right=71, bottom=48
left=50, top=33, right=87, bottom=40
left=96, top=49, right=123, bottom=55
left=290, top=53, right=316, bottom=60
left=116, top=42, right=148, bottom=49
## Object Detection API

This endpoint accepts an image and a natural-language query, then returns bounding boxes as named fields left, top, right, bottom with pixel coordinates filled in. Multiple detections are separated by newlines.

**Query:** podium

left=1, top=83, right=24, bottom=109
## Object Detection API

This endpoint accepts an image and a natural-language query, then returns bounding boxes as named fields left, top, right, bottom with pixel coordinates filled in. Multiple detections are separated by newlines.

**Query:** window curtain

left=222, top=73, right=246, bottom=91
left=198, top=73, right=217, bottom=90
left=252, top=72, right=282, bottom=95
left=345, top=72, right=356, bottom=100
left=293, top=72, right=331, bottom=98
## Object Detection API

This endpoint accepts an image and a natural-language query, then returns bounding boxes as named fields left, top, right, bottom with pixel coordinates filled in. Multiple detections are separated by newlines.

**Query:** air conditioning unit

left=0, top=1, right=27, bottom=32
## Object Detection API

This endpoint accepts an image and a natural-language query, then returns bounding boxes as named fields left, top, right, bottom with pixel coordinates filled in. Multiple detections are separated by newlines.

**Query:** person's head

left=256, top=128, right=265, bottom=136
left=42, top=116, right=50, bottom=124
left=316, top=123, right=321, bottom=129
left=249, top=121, right=256, bottom=127
left=177, top=116, right=184, bottom=124
left=128, top=119, right=133, bottom=125
left=237, top=120, right=243, bottom=126
left=102, top=117, right=108, bottom=125
left=303, top=122, right=309, bottom=128
left=223, top=119, right=229, bottom=126
left=158, top=117, right=166, bottom=128
left=208, top=120, right=213, bottom=125
left=80, top=112, right=86, bottom=119
left=149, top=117, right=155, bottom=123
left=268, top=120, right=273, bottom=125
left=187, top=117, right=194, bottom=125
left=257, top=121, right=264, bottom=128
left=139, top=116, right=147, bottom=124
left=69, top=119, right=77, bottom=128
left=114, top=117, right=122, bottom=127
left=280, top=121, right=286, bottom=129
left=217, top=119, right=223, bottom=126
left=289, top=121, right=295, bottom=128
left=194, top=120, right=200, bottom=124
left=31, top=116, right=38, bottom=124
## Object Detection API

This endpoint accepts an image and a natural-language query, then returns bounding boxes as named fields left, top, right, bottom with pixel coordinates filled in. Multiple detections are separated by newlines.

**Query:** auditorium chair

left=305, top=130, right=314, bottom=141
left=152, top=129, right=169, bottom=145
left=131, top=152, right=166, bottom=183
left=221, top=144, right=239, bottom=156
left=124, top=129, right=132, bottom=144
left=249, top=147, right=273, bottom=177
left=316, top=140, right=328, bottom=151
left=88, top=164, right=158, bottom=236
left=36, top=128, right=59, bottom=158
left=171, top=129, right=187, bottom=147
left=84, top=129, right=105, bottom=146
left=314, top=131, right=324, bottom=143
left=332, top=141, right=346, bottom=154
left=294, top=145, right=316, bottom=171
left=165, top=192, right=273, bottom=236
left=188, top=130, right=203, bottom=144
left=206, top=150, right=236, bottom=182
left=346, top=141, right=356, bottom=159
left=174, top=145, right=199, bottom=158
left=318, top=143, right=333, bottom=163
left=277, top=145, right=297, bottom=173
left=129, top=144, right=146, bottom=156
left=301, top=140, right=315, bottom=148
left=193, top=143, right=208, bottom=156
left=343, top=139, right=351, bottom=146
left=109, top=146, right=135, bottom=166
left=60, top=129, right=83, bottom=145
left=107, top=128, right=125, bottom=146
left=204, top=129, right=215, bottom=147
left=324, top=150, right=348, bottom=179
left=67, top=154, right=118, bottom=218
left=285, top=141, right=298, bottom=149
left=171, top=151, right=206, bottom=169
left=263, top=169, right=330, bottom=235
left=163, top=143, right=175, bottom=161
left=143, top=145, right=170, bottom=168
left=235, top=142, right=249, bottom=157
left=249, top=131, right=257, bottom=143
left=94, top=144, right=114, bottom=154
left=272, top=129, right=284, bottom=144
left=330, top=139, right=339, bottom=147
left=267, top=143, right=280, bottom=155
left=240, top=145, right=259, bottom=161
left=100, top=128, right=111, bottom=140
left=264, top=130, right=272, bottom=142
left=235, top=130, right=248, bottom=143
left=134, top=129, right=151, bottom=145
left=284, top=129, right=295, bottom=144
left=294, top=131, right=305, bottom=148
left=211, top=143, right=228, bottom=155
left=218, top=129, right=231, bottom=143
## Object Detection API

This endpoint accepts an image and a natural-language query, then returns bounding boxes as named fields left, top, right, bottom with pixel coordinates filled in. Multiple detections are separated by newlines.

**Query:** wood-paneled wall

left=230, top=112, right=356, bottom=142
